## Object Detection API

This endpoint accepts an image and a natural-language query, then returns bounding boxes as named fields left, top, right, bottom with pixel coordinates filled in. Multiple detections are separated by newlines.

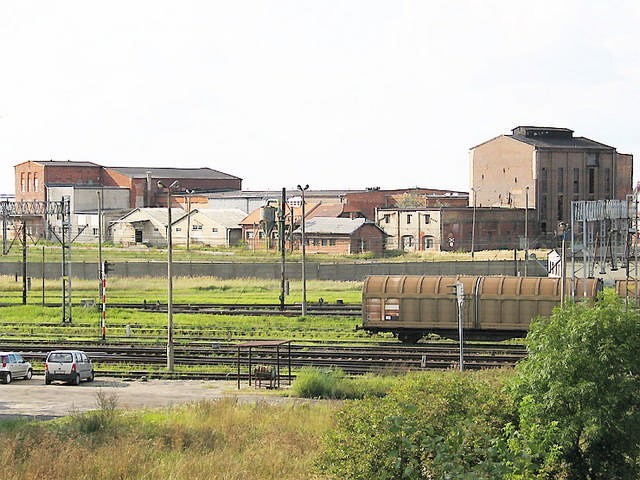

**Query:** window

left=558, top=167, right=564, bottom=192
left=212, top=227, right=218, bottom=232
left=176, top=227, right=182, bottom=232
left=604, top=168, right=611, bottom=196
left=93, top=228, right=98, bottom=235
left=384, top=214, right=391, bottom=224
left=586, top=152, right=599, bottom=167
left=329, top=239, right=336, bottom=246
left=192, top=224, right=202, bottom=231
left=424, top=214, right=431, bottom=224
left=406, top=214, right=412, bottom=224
left=540, top=168, right=548, bottom=193
left=557, top=195, right=564, bottom=221
left=424, top=236, right=434, bottom=249
left=321, top=239, right=328, bottom=246
left=247, top=231, right=254, bottom=239
left=34, top=173, right=38, bottom=192
left=26, top=173, right=31, bottom=192
left=573, top=168, right=580, bottom=194
left=20, top=173, right=25, bottom=192
left=588, top=168, right=595, bottom=194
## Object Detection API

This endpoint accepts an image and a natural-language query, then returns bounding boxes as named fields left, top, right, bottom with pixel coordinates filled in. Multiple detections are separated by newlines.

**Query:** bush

left=291, top=368, right=395, bottom=400
left=507, top=290, right=640, bottom=479
left=318, top=370, right=515, bottom=479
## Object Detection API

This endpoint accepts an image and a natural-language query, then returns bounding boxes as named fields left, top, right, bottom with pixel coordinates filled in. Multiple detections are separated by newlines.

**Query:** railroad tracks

left=21, top=301, right=363, bottom=316
left=1, top=341, right=527, bottom=378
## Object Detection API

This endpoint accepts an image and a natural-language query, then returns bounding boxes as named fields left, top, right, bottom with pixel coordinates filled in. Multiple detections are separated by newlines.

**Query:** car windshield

left=48, top=353, right=73, bottom=363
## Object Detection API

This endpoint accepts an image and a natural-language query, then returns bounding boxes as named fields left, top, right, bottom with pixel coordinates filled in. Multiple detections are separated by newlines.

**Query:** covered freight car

left=360, top=275, right=602, bottom=344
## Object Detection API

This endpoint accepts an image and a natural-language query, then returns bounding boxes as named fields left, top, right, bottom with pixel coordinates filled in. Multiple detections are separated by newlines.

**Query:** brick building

left=292, top=217, right=387, bottom=255
left=12, top=160, right=242, bottom=241
left=470, top=126, right=633, bottom=237
left=376, top=206, right=533, bottom=252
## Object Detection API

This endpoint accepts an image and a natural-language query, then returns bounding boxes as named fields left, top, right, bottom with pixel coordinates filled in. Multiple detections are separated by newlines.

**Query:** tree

left=508, top=290, right=640, bottom=479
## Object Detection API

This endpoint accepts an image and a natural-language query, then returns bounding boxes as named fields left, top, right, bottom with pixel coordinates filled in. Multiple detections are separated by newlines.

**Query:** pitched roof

left=508, top=126, right=614, bottom=150
left=112, top=207, right=186, bottom=226
left=293, top=217, right=380, bottom=235
left=105, top=166, right=241, bottom=180
left=307, top=203, right=345, bottom=218
left=186, top=208, right=247, bottom=228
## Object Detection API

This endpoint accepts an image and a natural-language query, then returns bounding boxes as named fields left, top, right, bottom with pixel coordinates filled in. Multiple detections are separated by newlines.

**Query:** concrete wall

left=0, top=259, right=546, bottom=282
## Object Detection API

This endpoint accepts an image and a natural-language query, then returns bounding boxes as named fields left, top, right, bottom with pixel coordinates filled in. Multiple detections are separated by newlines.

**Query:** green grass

left=1, top=240, right=546, bottom=264
left=0, top=275, right=363, bottom=305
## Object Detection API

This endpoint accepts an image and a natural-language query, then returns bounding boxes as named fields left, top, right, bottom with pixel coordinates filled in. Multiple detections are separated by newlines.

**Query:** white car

left=45, top=350, right=94, bottom=385
left=0, top=352, right=33, bottom=384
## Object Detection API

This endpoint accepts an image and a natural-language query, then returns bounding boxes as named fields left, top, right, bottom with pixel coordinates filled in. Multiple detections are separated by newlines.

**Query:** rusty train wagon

left=361, top=275, right=602, bottom=343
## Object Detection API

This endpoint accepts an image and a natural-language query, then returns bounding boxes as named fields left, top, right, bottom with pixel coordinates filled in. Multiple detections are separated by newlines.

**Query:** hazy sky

left=1, top=1, right=639, bottom=196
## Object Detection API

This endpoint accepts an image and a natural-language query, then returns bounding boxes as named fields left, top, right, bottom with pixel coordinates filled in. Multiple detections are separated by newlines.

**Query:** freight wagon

left=360, top=275, right=602, bottom=344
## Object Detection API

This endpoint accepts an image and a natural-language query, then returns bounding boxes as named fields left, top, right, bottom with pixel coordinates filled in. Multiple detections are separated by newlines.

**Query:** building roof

left=185, top=208, right=247, bottom=228
left=508, top=126, right=614, bottom=150
left=112, top=207, right=186, bottom=226
left=25, top=160, right=102, bottom=168
left=307, top=203, right=345, bottom=218
left=293, top=217, right=380, bottom=235
left=105, top=166, right=242, bottom=180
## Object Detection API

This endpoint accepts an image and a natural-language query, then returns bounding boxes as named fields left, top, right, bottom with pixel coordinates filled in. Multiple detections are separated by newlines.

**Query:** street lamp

left=185, top=189, right=194, bottom=251
left=524, top=186, right=529, bottom=277
left=470, top=187, right=477, bottom=258
left=157, top=180, right=179, bottom=371
left=297, top=184, right=309, bottom=316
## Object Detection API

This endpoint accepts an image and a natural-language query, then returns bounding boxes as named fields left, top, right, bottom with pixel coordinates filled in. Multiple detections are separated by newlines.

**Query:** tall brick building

left=470, top=126, right=633, bottom=236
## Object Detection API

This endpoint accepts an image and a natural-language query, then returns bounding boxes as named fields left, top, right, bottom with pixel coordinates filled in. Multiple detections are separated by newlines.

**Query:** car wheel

left=73, top=373, right=81, bottom=386
left=4, top=372, right=11, bottom=384
left=45, top=375, right=52, bottom=385
left=25, top=369, right=33, bottom=380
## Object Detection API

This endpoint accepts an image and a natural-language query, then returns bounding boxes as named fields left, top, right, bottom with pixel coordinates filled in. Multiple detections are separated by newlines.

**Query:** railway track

left=2, top=301, right=363, bottom=317
left=0, top=341, right=527, bottom=377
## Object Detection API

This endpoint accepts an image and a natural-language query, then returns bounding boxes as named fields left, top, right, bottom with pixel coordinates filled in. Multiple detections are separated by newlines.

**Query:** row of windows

left=175, top=225, right=215, bottom=232
left=383, top=213, right=431, bottom=224
left=540, top=167, right=611, bottom=196
left=20, top=172, right=39, bottom=193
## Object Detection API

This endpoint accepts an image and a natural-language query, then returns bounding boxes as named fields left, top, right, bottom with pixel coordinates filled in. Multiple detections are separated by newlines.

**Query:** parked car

left=45, top=350, right=94, bottom=385
left=0, top=352, right=33, bottom=384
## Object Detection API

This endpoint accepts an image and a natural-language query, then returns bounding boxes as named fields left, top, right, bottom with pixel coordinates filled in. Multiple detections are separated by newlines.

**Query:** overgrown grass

left=1, top=396, right=337, bottom=480
left=291, top=367, right=397, bottom=399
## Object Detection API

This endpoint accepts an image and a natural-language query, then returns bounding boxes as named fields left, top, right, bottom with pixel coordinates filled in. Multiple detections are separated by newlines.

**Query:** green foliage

left=291, top=367, right=395, bottom=399
left=318, top=370, right=515, bottom=479
left=507, top=290, right=640, bottom=479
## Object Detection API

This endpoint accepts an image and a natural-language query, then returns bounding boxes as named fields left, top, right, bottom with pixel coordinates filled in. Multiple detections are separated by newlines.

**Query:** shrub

left=318, top=370, right=515, bottom=479
left=291, top=368, right=396, bottom=400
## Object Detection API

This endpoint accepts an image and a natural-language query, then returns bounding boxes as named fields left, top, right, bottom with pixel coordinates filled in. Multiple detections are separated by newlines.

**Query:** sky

left=1, top=1, right=639, bottom=196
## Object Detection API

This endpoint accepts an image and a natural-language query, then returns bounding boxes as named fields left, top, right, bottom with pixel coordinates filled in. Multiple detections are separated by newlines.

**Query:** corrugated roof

left=294, top=217, right=368, bottom=235
left=105, top=166, right=241, bottom=180
left=188, top=208, right=247, bottom=228
left=510, top=133, right=614, bottom=150
left=112, top=207, right=186, bottom=226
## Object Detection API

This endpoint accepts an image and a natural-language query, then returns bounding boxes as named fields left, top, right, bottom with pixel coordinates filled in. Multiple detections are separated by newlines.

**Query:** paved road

left=0, top=376, right=290, bottom=420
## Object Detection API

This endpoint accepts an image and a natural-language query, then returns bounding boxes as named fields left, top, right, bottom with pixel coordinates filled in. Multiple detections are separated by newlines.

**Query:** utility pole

left=157, top=180, right=179, bottom=372
left=297, top=184, right=309, bottom=316
left=524, top=186, right=529, bottom=276
left=279, top=188, right=286, bottom=311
